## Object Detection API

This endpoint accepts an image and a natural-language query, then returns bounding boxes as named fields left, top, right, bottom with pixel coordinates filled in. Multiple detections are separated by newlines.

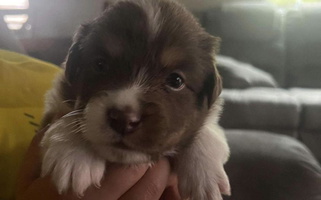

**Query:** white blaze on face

left=108, top=85, right=141, bottom=111
left=84, top=84, right=142, bottom=142
left=83, top=83, right=151, bottom=163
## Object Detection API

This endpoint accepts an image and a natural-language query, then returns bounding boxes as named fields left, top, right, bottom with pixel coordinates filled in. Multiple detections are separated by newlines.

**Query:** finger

left=160, top=186, right=182, bottom=200
left=119, top=159, right=170, bottom=200
left=80, top=163, right=149, bottom=200
left=16, top=126, right=49, bottom=193
left=16, top=175, right=84, bottom=200
left=160, top=174, right=181, bottom=200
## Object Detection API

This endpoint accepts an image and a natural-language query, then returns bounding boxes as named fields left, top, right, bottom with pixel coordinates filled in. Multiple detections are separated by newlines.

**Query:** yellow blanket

left=0, top=49, right=61, bottom=200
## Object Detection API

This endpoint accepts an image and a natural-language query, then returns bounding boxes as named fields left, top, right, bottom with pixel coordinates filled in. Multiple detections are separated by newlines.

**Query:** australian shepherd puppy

left=40, top=0, right=230, bottom=199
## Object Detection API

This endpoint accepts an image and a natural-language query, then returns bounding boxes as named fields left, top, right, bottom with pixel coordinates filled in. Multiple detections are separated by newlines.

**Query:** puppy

left=40, top=0, right=230, bottom=199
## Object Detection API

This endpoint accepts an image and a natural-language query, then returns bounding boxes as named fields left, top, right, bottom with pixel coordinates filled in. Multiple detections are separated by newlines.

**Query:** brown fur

left=41, top=0, right=229, bottom=198
left=44, top=0, right=222, bottom=157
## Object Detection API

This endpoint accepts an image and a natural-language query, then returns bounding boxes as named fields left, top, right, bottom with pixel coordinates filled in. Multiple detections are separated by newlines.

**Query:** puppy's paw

left=41, top=115, right=107, bottom=196
left=175, top=123, right=230, bottom=200
left=178, top=165, right=230, bottom=200
left=41, top=141, right=105, bottom=196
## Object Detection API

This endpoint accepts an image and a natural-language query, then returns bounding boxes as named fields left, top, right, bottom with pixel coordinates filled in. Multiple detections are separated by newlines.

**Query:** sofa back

left=285, top=4, right=321, bottom=88
left=202, top=3, right=287, bottom=86
left=201, top=2, right=321, bottom=89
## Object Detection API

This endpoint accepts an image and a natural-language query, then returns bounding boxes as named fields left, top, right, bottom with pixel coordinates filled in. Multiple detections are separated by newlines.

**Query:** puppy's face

left=61, top=0, right=221, bottom=163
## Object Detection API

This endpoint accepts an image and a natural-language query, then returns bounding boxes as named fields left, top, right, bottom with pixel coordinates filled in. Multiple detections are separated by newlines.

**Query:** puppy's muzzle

left=107, top=107, right=141, bottom=135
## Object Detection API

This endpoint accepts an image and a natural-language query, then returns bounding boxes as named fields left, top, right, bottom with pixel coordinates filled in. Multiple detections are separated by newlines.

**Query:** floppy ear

left=211, top=36, right=222, bottom=104
left=213, top=65, right=222, bottom=102
left=64, top=24, right=91, bottom=84
left=202, top=68, right=222, bottom=109
left=199, top=35, right=222, bottom=108
left=65, top=42, right=81, bottom=84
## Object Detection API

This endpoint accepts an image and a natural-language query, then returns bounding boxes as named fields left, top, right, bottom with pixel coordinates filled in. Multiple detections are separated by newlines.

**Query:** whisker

left=62, top=99, right=76, bottom=104
left=67, top=120, right=82, bottom=128
left=67, top=118, right=86, bottom=134
left=62, top=109, right=84, bottom=118
left=73, top=124, right=86, bottom=133
left=72, top=127, right=84, bottom=134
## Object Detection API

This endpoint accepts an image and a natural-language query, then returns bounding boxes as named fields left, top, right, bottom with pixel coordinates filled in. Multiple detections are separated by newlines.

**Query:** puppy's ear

left=213, top=66, right=222, bottom=102
left=199, top=35, right=222, bottom=108
left=65, top=42, right=81, bottom=84
left=64, top=24, right=90, bottom=84
left=212, top=36, right=222, bottom=103
left=202, top=69, right=222, bottom=109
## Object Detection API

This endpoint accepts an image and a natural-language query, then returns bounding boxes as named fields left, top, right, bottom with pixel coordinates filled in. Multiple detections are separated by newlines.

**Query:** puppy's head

left=62, top=0, right=222, bottom=163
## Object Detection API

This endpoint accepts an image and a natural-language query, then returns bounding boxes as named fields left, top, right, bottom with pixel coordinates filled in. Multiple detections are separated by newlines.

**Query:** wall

left=30, top=0, right=104, bottom=38
left=29, top=0, right=223, bottom=38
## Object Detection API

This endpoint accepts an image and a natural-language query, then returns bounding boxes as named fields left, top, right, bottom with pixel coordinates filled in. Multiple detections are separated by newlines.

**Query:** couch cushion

left=289, top=88, right=321, bottom=131
left=224, top=129, right=321, bottom=200
left=299, top=131, right=321, bottom=163
left=217, top=55, right=278, bottom=89
left=289, top=88, right=321, bottom=162
left=220, top=88, right=300, bottom=136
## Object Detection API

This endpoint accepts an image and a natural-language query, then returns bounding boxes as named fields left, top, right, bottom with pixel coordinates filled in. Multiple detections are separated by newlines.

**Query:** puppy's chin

left=92, top=144, right=152, bottom=164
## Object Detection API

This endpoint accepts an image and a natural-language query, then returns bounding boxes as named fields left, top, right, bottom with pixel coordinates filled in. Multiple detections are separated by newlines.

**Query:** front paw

left=41, top=144, right=105, bottom=197
left=178, top=166, right=230, bottom=200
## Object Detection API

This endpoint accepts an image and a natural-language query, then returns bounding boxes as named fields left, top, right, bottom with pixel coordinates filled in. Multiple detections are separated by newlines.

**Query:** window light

left=0, top=0, right=29, bottom=10
left=0, top=0, right=29, bottom=30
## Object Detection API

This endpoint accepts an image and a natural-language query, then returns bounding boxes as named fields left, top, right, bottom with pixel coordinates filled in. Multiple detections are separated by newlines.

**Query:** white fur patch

left=83, top=84, right=151, bottom=163
left=175, top=98, right=230, bottom=200
left=41, top=116, right=106, bottom=196
left=108, top=85, right=141, bottom=110
left=41, top=82, right=151, bottom=196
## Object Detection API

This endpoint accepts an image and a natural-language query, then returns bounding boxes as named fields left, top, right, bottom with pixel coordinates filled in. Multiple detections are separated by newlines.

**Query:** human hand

left=16, top=127, right=181, bottom=200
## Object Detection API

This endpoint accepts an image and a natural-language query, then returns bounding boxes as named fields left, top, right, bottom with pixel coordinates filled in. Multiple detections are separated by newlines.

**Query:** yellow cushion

left=0, top=49, right=61, bottom=200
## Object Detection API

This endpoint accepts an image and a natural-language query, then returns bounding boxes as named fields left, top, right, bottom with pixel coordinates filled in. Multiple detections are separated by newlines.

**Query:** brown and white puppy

left=40, top=0, right=230, bottom=199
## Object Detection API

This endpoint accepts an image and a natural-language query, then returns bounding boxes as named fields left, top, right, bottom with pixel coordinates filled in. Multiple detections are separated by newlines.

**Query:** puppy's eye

left=94, top=58, right=107, bottom=73
left=166, top=73, right=185, bottom=90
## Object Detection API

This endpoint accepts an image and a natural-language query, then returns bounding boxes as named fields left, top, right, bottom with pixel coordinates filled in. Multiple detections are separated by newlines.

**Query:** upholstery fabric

left=290, top=88, right=321, bottom=131
left=219, top=3, right=278, bottom=41
left=285, top=5, right=321, bottom=88
left=203, top=3, right=286, bottom=86
left=220, top=88, right=300, bottom=136
left=300, top=131, right=321, bottom=163
left=289, top=88, right=321, bottom=161
left=217, top=55, right=278, bottom=89
left=224, top=130, right=321, bottom=200
left=201, top=2, right=321, bottom=162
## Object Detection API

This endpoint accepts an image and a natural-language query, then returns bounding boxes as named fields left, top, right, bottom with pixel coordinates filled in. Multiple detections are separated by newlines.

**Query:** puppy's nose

left=107, top=108, right=141, bottom=135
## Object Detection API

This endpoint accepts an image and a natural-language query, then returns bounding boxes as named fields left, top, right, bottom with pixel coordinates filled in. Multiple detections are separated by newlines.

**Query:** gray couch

left=197, top=2, right=321, bottom=199
left=199, top=2, right=321, bottom=163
